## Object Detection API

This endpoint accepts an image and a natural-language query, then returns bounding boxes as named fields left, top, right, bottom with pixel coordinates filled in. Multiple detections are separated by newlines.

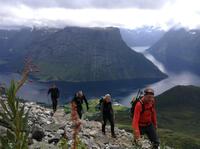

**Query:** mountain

left=0, top=27, right=166, bottom=82
left=156, top=85, right=200, bottom=149
left=148, top=28, right=200, bottom=74
left=0, top=27, right=57, bottom=56
left=0, top=27, right=58, bottom=71
left=120, top=26, right=165, bottom=47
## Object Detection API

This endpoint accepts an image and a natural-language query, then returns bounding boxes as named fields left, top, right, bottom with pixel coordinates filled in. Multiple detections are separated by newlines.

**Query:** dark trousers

left=140, top=123, right=159, bottom=149
left=77, top=108, right=82, bottom=119
left=51, top=98, right=57, bottom=112
left=102, top=114, right=115, bottom=135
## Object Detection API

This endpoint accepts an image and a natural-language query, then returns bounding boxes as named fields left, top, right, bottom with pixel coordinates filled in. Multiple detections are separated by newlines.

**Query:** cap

left=144, top=88, right=154, bottom=95
left=104, top=94, right=111, bottom=99
left=78, top=90, right=83, bottom=96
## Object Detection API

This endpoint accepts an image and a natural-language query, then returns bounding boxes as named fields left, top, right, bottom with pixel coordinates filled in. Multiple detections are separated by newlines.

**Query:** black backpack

left=95, top=97, right=104, bottom=111
left=130, top=90, right=144, bottom=119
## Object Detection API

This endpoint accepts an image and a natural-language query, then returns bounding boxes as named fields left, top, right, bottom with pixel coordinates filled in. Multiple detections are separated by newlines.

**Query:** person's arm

left=132, top=102, right=142, bottom=140
left=152, top=100, right=157, bottom=129
left=110, top=102, right=114, bottom=115
left=99, top=98, right=103, bottom=110
left=83, top=95, right=89, bottom=110
left=100, top=100, right=103, bottom=113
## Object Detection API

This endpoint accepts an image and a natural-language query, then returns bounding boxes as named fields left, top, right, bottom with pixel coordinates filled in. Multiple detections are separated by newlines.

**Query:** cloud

left=0, top=5, right=168, bottom=29
left=0, top=0, right=200, bottom=30
left=0, top=0, right=173, bottom=9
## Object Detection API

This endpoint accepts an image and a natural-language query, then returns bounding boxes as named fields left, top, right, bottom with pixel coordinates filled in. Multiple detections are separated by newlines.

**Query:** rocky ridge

left=27, top=102, right=151, bottom=149
left=0, top=98, right=156, bottom=149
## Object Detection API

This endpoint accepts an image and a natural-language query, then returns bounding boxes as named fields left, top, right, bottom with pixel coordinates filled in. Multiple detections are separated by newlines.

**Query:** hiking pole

left=136, top=89, right=141, bottom=100
left=131, top=89, right=140, bottom=105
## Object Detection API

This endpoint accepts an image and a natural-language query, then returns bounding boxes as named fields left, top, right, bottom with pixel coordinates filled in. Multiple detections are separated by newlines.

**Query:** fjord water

left=0, top=72, right=160, bottom=105
left=121, top=47, right=200, bottom=106
left=1, top=46, right=200, bottom=106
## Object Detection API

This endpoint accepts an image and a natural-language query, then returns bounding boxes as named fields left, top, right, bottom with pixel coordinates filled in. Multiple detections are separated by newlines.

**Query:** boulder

left=31, top=125, right=45, bottom=141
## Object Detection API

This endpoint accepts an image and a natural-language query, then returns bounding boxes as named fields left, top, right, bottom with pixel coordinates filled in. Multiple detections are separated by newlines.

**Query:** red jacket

left=132, top=96, right=157, bottom=139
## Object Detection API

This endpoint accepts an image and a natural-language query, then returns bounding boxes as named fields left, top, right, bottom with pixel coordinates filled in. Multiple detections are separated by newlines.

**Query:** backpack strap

left=139, top=99, right=145, bottom=113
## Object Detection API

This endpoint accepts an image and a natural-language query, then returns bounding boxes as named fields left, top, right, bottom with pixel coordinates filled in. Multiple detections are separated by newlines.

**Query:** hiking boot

left=111, top=134, right=116, bottom=138
left=50, top=112, right=54, bottom=116
left=152, top=142, right=159, bottom=149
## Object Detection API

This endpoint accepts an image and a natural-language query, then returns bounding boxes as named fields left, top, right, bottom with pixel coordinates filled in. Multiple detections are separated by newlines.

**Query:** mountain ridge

left=120, top=26, right=165, bottom=47
left=0, top=26, right=167, bottom=82
left=148, top=28, right=200, bottom=74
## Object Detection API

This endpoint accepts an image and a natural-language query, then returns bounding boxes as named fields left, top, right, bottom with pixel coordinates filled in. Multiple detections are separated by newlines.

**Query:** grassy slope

left=157, top=85, right=200, bottom=136
left=156, top=85, right=200, bottom=149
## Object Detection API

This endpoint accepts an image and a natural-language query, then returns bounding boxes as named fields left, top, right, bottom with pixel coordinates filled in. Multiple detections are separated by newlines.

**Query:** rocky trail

left=0, top=99, right=157, bottom=149
left=26, top=103, right=153, bottom=149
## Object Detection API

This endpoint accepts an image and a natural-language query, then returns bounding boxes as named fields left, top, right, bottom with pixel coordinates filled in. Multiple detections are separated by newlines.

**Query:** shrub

left=0, top=58, right=38, bottom=149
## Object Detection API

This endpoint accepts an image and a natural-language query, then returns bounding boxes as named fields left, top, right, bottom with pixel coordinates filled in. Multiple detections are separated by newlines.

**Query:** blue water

left=121, top=71, right=200, bottom=106
left=1, top=46, right=200, bottom=106
left=120, top=46, right=200, bottom=106
left=0, top=72, right=161, bottom=105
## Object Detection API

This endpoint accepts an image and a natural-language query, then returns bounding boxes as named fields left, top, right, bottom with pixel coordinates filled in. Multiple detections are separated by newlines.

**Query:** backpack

left=130, top=90, right=144, bottom=119
left=95, top=97, right=104, bottom=111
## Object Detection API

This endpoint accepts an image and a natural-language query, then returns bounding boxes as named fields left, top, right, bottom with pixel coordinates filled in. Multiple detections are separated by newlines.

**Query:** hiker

left=72, top=90, right=89, bottom=119
left=48, top=84, right=60, bottom=113
left=101, top=94, right=116, bottom=138
left=132, top=88, right=159, bottom=149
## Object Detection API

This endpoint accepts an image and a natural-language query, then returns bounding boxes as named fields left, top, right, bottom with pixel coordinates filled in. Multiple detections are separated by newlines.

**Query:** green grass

left=158, top=129, right=200, bottom=149
left=158, top=109, right=200, bottom=137
left=64, top=99, right=131, bottom=128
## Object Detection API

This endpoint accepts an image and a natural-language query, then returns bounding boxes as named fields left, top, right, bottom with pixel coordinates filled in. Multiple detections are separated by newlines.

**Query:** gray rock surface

left=1, top=100, right=171, bottom=149
left=25, top=102, right=153, bottom=149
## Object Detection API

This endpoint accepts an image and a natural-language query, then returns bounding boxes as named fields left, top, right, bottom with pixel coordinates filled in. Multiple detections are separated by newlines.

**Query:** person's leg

left=77, top=108, right=82, bottom=119
left=102, top=115, right=107, bottom=135
left=108, top=114, right=115, bottom=137
left=139, top=126, right=146, bottom=136
left=52, top=98, right=57, bottom=112
left=54, top=98, right=57, bottom=112
left=145, top=124, right=159, bottom=149
left=51, top=98, right=56, bottom=112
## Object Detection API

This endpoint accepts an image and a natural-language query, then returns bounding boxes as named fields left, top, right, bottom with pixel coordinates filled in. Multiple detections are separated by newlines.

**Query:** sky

left=0, top=0, right=200, bottom=30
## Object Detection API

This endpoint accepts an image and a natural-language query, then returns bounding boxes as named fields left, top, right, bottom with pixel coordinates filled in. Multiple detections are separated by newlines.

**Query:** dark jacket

left=72, top=94, right=89, bottom=110
left=48, top=87, right=60, bottom=99
left=101, top=100, right=114, bottom=116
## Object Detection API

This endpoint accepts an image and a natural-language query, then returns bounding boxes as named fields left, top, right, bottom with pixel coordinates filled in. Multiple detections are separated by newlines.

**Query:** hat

left=104, top=94, right=111, bottom=99
left=77, top=90, right=83, bottom=96
left=144, top=88, right=154, bottom=94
